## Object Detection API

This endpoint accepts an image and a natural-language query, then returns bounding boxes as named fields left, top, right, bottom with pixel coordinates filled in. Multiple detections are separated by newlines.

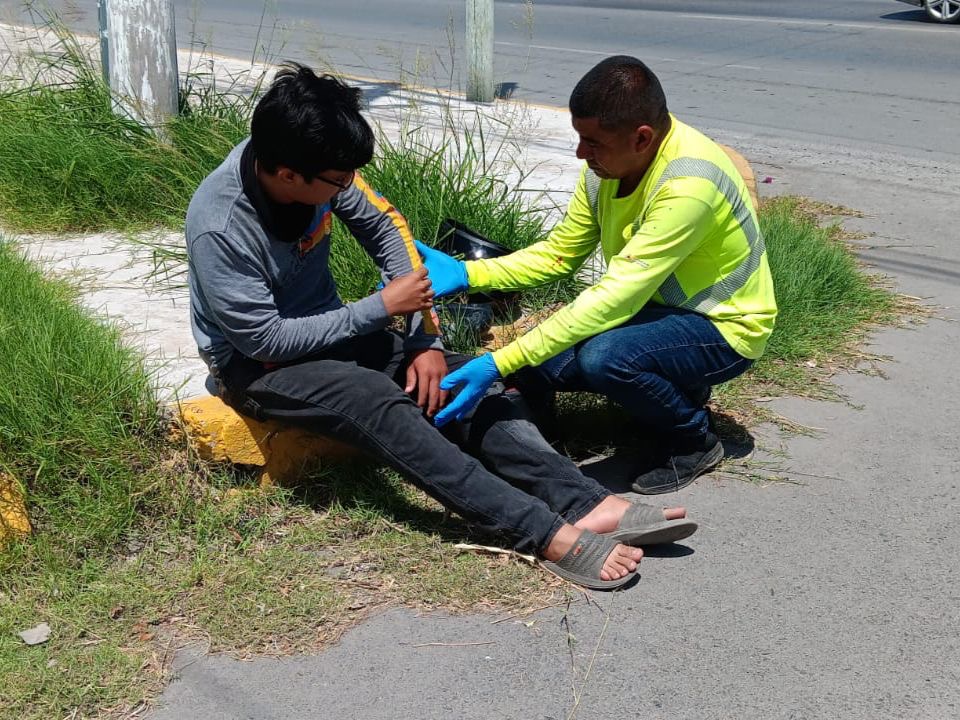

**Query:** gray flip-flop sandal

left=607, top=503, right=698, bottom=547
left=540, top=529, right=638, bottom=590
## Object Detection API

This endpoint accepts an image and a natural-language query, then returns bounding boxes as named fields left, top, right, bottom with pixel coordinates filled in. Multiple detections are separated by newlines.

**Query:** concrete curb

left=175, top=396, right=354, bottom=485
left=0, top=473, right=30, bottom=541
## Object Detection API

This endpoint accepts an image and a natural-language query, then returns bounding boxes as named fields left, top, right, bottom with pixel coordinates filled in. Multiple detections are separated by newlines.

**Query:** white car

left=897, top=0, right=960, bottom=23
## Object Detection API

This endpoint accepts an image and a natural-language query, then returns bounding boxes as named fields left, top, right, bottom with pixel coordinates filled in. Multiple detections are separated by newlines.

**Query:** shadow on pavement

left=643, top=543, right=695, bottom=559
left=878, top=10, right=939, bottom=24
left=574, top=406, right=756, bottom=494
left=354, top=79, right=403, bottom=104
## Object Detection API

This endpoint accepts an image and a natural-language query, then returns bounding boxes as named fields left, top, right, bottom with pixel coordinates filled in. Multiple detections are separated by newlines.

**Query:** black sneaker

left=631, top=431, right=724, bottom=495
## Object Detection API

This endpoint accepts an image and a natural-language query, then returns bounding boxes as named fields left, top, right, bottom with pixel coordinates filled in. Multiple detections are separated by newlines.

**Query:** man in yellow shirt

left=419, top=56, right=777, bottom=494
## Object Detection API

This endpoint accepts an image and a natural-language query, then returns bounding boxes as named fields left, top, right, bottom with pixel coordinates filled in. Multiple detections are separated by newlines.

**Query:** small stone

left=18, top=622, right=51, bottom=646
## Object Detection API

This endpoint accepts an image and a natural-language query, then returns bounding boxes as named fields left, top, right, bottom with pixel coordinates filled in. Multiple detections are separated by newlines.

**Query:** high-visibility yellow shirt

left=466, top=116, right=778, bottom=377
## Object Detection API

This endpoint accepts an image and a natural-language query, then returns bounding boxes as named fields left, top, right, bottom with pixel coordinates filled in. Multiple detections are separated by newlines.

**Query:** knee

left=576, top=343, right=627, bottom=390
left=578, top=344, right=667, bottom=398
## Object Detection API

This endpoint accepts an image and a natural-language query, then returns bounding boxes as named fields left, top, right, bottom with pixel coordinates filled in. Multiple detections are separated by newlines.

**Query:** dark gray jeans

left=214, top=331, right=610, bottom=555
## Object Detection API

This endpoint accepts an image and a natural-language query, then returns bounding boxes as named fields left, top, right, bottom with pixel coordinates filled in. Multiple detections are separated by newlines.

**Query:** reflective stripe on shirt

left=586, top=158, right=766, bottom=315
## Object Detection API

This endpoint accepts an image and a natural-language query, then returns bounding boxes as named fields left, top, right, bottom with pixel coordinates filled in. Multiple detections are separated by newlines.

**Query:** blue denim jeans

left=214, top=331, right=610, bottom=555
left=517, top=306, right=753, bottom=440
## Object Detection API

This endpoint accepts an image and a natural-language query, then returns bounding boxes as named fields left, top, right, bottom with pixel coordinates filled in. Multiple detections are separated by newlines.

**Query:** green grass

left=752, top=197, right=898, bottom=386
left=329, top=114, right=558, bottom=301
left=0, top=240, right=162, bottom=555
left=714, top=197, right=902, bottom=421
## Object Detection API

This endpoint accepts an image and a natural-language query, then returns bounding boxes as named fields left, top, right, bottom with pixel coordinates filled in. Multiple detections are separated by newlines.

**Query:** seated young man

left=185, top=63, right=697, bottom=590
left=418, top=56, right=778, bottom=494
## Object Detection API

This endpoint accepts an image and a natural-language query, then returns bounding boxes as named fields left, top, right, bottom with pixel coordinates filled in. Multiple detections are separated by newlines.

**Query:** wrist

left=482, top=352, right=502, bottom=378
left=488, top=349, right=513, bottom=377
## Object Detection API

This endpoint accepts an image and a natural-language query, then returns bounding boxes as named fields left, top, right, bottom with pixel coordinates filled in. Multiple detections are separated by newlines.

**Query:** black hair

left=568, top=56, right=669, bottom=132
left=251, top=62, right=374, bottom=180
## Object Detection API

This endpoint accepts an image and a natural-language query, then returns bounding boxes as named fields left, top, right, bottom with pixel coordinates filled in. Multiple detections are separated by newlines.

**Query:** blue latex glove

left=434, top=353, right=501, bottom=427
left=414, top=239, right=469, bottom=298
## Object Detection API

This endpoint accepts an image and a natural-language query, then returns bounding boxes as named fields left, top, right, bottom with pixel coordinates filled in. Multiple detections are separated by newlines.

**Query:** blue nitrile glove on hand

left=414, top=239, right=469, bottom=298
left=434, top=353, right=501, bottom=427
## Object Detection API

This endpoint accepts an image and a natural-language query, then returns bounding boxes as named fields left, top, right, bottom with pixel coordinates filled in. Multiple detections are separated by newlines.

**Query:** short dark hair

left=569, top=56, right=669, bottom=132
left=251, top=63, right=374, bottom=180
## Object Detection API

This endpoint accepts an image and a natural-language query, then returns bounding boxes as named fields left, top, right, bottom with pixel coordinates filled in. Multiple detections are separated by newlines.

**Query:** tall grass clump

left=0, top=239, right=164, bottom=564
left=329, top=111, right=580, bottom=319
left=0, top=22, right=250, bottom=232
left=746, top=197, right=899, bottom=392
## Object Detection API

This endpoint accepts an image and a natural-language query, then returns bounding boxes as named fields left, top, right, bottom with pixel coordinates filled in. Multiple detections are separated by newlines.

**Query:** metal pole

left=98, top=0, right=179, bottom=134
left=465, top=0, right=494, bottom=103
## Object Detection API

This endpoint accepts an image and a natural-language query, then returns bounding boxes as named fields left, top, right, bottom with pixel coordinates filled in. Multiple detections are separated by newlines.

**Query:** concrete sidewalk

left=3, top=24, right=958, bottom=720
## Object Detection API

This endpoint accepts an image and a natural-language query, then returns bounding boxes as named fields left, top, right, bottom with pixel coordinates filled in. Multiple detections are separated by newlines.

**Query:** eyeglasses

left=314, top=170, right=355, bottom=192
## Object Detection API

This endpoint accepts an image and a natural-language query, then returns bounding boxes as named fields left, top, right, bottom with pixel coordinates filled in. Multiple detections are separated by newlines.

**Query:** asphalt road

left=2, top=0, right=958, bottom=164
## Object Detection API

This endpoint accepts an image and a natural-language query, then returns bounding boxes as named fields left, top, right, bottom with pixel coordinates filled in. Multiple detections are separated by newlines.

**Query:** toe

left=608, top=544, right=640, bottom=577
left=664, top=507, right=687, bottom=520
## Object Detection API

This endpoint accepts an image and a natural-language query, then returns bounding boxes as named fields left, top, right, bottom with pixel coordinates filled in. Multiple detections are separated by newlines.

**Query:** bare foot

left=575, top=496, right=687, bottom=534
left=543, top=524, right=643, bottom=581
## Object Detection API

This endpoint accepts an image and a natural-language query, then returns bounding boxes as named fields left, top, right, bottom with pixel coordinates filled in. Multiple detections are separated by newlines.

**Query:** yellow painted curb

left=1, top=472, right=31, bottom=541
left=176, top=396, right=355, bottom=485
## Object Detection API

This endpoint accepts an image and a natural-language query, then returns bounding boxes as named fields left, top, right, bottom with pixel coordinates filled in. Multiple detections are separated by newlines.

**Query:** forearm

left=465, top=239, right=591, bottom=292
left=219, top=294, right=390, bottom=363
left=466, top=168, right=600, bottom=292
left=336, top=175, right=439, bottom=336
left=404, top=309, right=445, bottom=352
left=491, top=273, right=653, bottom=376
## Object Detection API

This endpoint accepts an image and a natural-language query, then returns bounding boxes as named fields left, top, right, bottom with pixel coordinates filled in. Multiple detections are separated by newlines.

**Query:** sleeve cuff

left=403, top=333, right=445, bottom=352
left=353, top=292, right=392, bottom=333
left=464, top=260, right=489, bottom=291
left=490, top=346, right=522, bottom=376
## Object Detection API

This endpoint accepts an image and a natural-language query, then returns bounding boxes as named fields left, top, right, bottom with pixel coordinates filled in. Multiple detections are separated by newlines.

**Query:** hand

left=434, top=353, right=501, bottom=427
left=414, top=240, right=469, bottom=298
left=405, top=349, right=449, bottom=417
left=381, top=267, right=434, bottom=316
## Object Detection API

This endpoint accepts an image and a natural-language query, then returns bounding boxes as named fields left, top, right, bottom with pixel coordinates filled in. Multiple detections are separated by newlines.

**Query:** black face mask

left=241, top=143, right=315, bottom=244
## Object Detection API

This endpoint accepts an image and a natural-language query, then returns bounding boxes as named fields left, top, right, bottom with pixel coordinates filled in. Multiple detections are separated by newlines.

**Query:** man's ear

left=275, top=166, right=298, bottom=185
left=633, top=125, right=656, bottom=153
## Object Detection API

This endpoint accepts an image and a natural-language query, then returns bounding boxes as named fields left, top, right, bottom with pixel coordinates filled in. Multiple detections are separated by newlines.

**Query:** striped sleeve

left=333, top=174, right=442, bottom=346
